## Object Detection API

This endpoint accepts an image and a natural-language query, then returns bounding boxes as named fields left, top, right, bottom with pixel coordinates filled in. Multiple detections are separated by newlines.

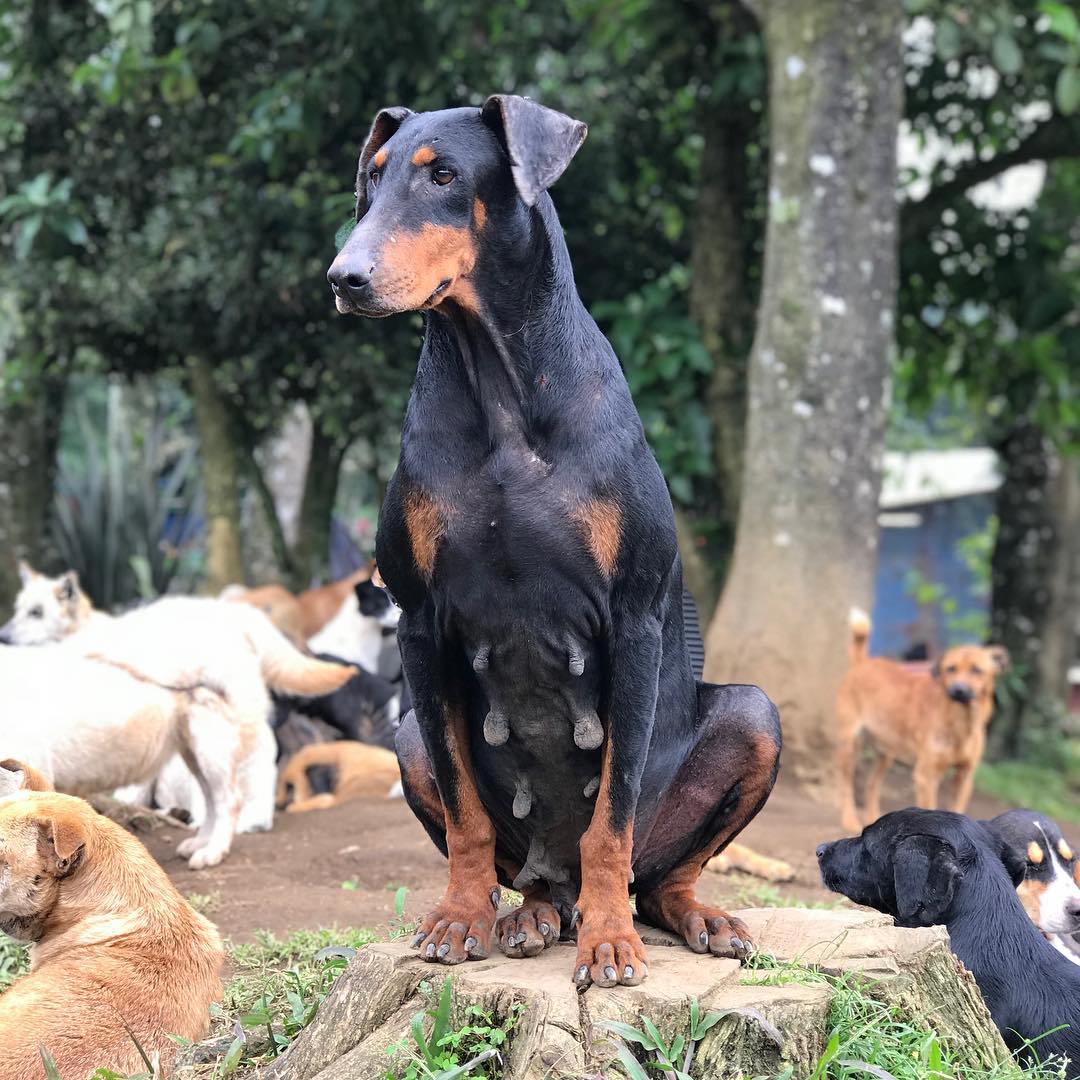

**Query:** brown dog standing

left=836, top=610, right=1007, bottom=833
left=0, top=763, right=222, bottom=1078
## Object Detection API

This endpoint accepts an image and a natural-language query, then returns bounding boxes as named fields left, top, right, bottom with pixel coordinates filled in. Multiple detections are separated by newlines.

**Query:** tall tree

left=704, top=0, right=904, bottom=786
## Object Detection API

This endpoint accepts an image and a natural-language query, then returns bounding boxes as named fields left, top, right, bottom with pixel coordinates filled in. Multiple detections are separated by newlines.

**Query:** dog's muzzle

left=946, top=682, right=974, bottom=704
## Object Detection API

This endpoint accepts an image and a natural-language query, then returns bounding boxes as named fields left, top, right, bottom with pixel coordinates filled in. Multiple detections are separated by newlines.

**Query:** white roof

left=880, top=448, right=1000, bottom=509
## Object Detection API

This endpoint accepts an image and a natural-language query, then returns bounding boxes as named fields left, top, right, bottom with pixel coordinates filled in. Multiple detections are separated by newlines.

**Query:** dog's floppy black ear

left=892, top=834, right=962, bottom=925
left=354, top=106, right=415, bottom=219
left=481, top=94, right=587, bottom=207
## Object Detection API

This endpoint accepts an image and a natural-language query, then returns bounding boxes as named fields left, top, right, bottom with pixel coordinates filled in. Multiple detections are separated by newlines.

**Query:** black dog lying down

left=818, top=808, right=1080, bottom=1075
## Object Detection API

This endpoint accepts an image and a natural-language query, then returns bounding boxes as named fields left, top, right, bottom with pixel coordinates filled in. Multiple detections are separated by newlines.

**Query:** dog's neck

left=419, top=195, right=607, bottom=450
left=946, top=851, right=1080, bottom=1052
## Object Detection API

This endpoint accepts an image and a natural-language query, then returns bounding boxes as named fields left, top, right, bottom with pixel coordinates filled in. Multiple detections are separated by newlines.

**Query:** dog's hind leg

left=861, top=750, right=893, bottom=825
left=285, top=792, right=339, bottom=813
left=948, top=759, right=978, bottom=814
left=633, top=683, right=780, bottom=959
left=176, top=690, right=242, bottom=869
left=913, top=755, right=942, bottom=811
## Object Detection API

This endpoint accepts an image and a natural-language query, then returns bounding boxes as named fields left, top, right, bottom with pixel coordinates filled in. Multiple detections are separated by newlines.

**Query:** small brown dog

left=0, top=761, right=223, bottom=1079
left=836, top=610, right=1007, bottom=833
left=276, top=741, right=401, bottom=812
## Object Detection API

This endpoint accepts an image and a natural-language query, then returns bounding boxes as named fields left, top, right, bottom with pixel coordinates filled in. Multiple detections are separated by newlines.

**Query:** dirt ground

left=144, top=772, right=1015, bottom=945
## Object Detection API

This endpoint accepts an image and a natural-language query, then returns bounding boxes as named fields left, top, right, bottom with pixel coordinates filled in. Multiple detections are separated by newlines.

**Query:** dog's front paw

left=496, top=896, right=561, bottom=958
left=176, top=835, right=203, bottom=859
left=673, top=904, right=753, bottom=960
left=410, top=885, right=499, bottom=964
left=572, top=905, right=648, bottom=988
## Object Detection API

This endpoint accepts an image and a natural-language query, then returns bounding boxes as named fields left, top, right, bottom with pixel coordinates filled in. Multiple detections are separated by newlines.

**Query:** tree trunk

left=188, top=356, right=244, bottom=592
left=291, top=426, right=345, bottom=589
left=0, top=372, right=64, bottom=612
left=691, top=98, right=756, bottom=580
left=990, top=423, right=1072, bottom=752
left=1039, top=456, right=1080, bottom=714
left=703, top=0, right=902, bottom=789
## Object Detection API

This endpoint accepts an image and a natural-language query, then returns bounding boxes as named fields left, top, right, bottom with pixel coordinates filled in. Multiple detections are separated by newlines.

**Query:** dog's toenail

left=575, top=964, right=589, bottom=982
left=426, top=943, right=436, bottom=958
left=540, top=922, right=550, bottom=936
left=699, top=930, right=708, bottom=946
left=411, top=933, right=425, bottom=948
left=604, top=966, right=617, bottom=981
left=571, top=906, right=582, bottom=929
left=491, top=887, right=501, bottom=908
left=623, top=965, right=634, bottom=979
left=730, top=936, right=741, bottom=951
left=465, top=936, right=477, bottom=951
left=437, top=943, right=450, bottom=957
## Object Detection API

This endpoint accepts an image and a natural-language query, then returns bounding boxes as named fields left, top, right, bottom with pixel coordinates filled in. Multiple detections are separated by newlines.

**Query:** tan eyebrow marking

left=372, top=147, right=388, bottom=169
left=1027, top=841, right=1044, bottom=864
left=1059, top=838, right=1074, bottom=862
left=412, top=146, right=437, bottom=166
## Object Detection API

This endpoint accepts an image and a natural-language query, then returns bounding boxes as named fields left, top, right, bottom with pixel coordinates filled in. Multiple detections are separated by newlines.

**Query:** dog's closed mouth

left=425, top=278, right=453, bottom=306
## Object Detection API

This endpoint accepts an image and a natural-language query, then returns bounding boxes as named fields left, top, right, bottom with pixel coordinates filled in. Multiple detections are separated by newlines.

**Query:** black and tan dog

left=327, top=95, right=781, bottom=989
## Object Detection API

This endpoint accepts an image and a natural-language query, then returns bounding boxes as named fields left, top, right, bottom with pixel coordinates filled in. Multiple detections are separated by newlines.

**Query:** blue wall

left=870, top=494, right=994, bottom=658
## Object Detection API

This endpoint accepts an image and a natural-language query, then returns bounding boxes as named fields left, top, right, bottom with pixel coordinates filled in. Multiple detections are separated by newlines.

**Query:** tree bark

left=703, top=0, right=903, bottom=789
left=188, top=356, right=245, bottom=592
left=291, top=426, right=345, bottom=589
left=1039, top=456, right=1080, bottom=714
left=990, top=423, right=1073, bottom=752
left=690, top=98, right=757, bottom=577
left=0, top=372, right=64, bottom=612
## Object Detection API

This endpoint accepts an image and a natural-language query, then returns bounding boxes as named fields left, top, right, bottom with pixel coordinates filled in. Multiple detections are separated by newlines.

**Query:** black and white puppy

left=818, top=808, right=1080, bottom=1075
left=984, top=809, right=1080, bottom=965
left=307, top=578, right=401, bottom=676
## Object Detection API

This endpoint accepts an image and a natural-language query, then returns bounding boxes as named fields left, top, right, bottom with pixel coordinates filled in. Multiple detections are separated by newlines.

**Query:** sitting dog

left=275, top=740, right=402, bottom=812
left=984, top=809, right=1080, bottom=964
left=327, top=94, right=781, bottom=988
left=2, top=564, right=352, bottom=844
left=0, top=763, right=222, bottom=1079
left=836, top=608, right=1007, bottom=832
left=818, top=808, right=1080, bottom=1074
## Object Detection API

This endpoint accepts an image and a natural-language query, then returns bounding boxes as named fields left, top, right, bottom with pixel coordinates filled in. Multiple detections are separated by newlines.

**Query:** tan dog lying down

left=837, top=609, right=1007, bottom=833
left=0, top=761, right=222, bottom=1079
left=276, top=741, right=401, bottom=812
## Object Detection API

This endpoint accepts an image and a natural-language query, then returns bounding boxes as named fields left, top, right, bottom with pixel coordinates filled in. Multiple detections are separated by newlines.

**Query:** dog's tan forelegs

left=948, top=760, right=978, bottom=814
left=835, top=711, right=862, bottom=833
left=861, top=751, right=894, bottom=825
left=913, top=756, right=942, bottom=811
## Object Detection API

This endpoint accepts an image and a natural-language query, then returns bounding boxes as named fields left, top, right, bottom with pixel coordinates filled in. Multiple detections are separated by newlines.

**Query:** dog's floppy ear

left=892, top=834, right=962, bottom=926
left=39, top=813, right=88, bottom=876
left=354, top=106, right=415, bottom=220
left=481, top=94, right=587, bottom=207
left=57, top=569, right=79, bottom=604
left=985, top=645, right=1009, bottom=673
left=0, top=758, right=53, bottom=793
left=17, top=560, right=36, bottom=585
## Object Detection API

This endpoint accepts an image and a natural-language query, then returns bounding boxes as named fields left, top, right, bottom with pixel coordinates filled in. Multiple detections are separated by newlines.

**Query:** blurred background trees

left=1, top=0, right=1076, bottom=787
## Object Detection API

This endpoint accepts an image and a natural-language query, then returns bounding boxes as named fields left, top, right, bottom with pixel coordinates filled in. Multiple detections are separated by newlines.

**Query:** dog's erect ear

left=481, top=95, right=587, bottom=207
left=985, top=645, right=1009, bottom=673
left=39, top=813, right=88, bottom=876
left=57, top=570, right=79, bottom=604
left=17, top=560, right=36, bottom=586
left=354, top=106, right=415, bottom=220
left=0, top=758, right=53, bottom=793
left=892, top=834, right=962, bottom=926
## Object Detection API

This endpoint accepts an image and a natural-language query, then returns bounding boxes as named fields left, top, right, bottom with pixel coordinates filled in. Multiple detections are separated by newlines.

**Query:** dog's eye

left=970, top=665, right=983, bottom=675
left=28, top=606, right=42, bottom=619
left=431, top=166, right=455, bottom=186
left=944, top=664, right=957, bottom=674
left=368, top=169, right=380, bottom=188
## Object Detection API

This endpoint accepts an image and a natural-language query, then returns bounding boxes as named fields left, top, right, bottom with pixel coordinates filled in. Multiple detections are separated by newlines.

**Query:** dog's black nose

left=1066, top=897, right=1080, bottom=921
left=947, top=682, right=974, bottom=704
left=327, top=261, right=373, bottom=296
left=816, top=843, right=829, bottom=860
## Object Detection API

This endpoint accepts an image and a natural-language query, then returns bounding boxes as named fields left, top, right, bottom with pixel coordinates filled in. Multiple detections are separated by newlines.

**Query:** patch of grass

left=185, top=890, right=222, bottom=916
left=977, top=759, right=1080, bottom=826
left=0, top=933, right=29, bottom=992
left=722, top=879, right=841, bottom=911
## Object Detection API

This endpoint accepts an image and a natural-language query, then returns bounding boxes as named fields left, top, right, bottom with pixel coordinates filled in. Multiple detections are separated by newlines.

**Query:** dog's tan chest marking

left=405, top=491, right=449, bottom=579
left=568, top=499, right=622, bottom=578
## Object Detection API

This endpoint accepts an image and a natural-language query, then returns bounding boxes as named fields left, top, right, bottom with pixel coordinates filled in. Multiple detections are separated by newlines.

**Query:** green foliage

left=0, top=934, right=29, bottom=992
left=601, top=998, right=730, bottom=1080
left=594, top=267, right=713, bottom=506
left=52, top=377, right=203, bottom=607
left=978, top=731, right=1080, bottom=823
left=385, top=977, right=522, bottom=1079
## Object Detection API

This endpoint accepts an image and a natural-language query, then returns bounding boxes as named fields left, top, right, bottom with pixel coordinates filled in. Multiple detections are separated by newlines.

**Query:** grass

left=719, top=877, right=842, bottom=912
left=0, top=933, right=29, bottom=992
left=186, top=890, right=223, bottom=916
left=976, top=726, right=1080, bottom=826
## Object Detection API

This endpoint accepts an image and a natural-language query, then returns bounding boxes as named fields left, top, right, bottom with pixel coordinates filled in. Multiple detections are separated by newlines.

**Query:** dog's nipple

left=583, top=775, right=600, bottom=799
left=473, top=643, right=491, bottom=673
left=567, top=639, right=585, bottom=677
left=573, top=711, right=603, bottom=750
left=513, top=775, right=532, bottom=819
left=484, top=710, right=509, bottom=746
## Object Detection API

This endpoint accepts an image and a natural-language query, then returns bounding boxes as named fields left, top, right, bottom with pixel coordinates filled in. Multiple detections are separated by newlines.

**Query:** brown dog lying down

left=0, top=761, right=222, bottom=1079
left=837, top=609, right=1008, bottom=833
left=276, top=741, right=401, bottom=812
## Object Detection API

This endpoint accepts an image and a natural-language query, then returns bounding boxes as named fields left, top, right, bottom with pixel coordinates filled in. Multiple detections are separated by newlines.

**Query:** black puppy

left=326, top=95, right=781, bottom=989
left=818, top=808, right=1080, bottom=1073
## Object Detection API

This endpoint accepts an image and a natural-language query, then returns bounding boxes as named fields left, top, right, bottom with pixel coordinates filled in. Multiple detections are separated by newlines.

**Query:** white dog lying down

left=1, top=565, right=351, bottom=856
